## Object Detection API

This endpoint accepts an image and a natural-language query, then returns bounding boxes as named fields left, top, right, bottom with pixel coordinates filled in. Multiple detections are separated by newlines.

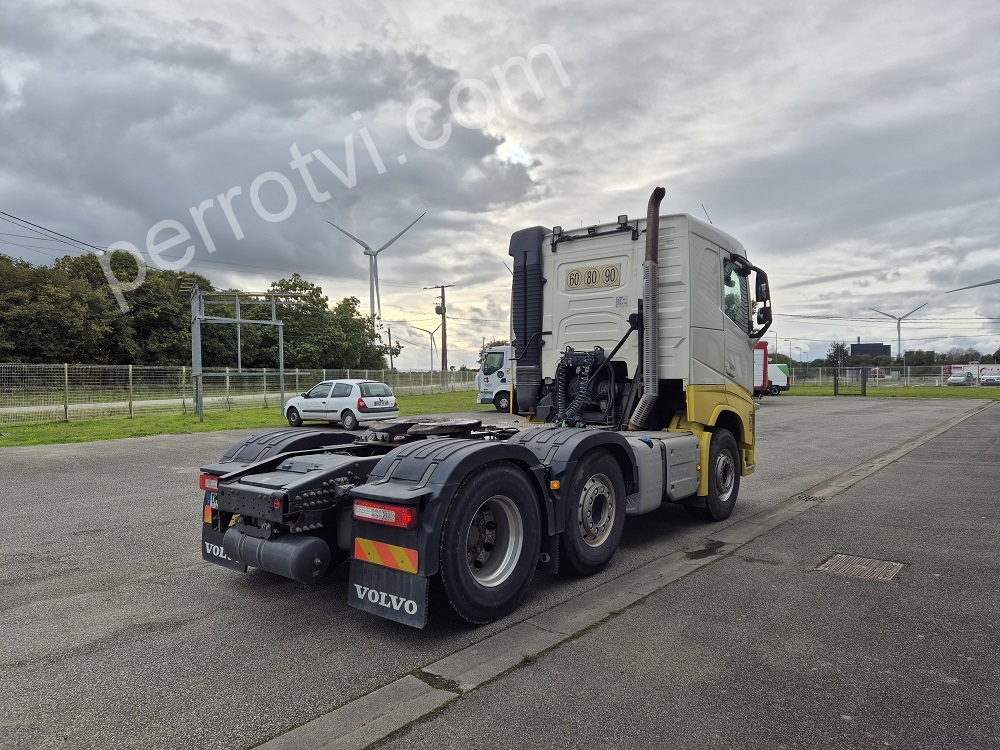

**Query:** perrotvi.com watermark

left=99, top=44, right=570, bottom=312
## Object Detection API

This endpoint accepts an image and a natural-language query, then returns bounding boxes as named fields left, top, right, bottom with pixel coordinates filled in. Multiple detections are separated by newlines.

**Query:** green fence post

left=64, top=363, right=69, bottom=422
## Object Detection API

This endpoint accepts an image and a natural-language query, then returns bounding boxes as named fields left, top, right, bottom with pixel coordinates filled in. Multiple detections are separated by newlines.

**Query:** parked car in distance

left=284, top=379, right=399, bottom=429
left=946, top=372, right=974, bottom=386
left=980, top=373, right=1000, bottom=386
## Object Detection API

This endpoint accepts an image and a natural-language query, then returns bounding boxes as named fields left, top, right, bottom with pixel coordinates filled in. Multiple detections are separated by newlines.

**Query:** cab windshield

left=482, top=352, right=505, bottom=375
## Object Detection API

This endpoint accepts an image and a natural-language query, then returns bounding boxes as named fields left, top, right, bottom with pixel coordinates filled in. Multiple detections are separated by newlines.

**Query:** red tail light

left=353, top=500, right=417, bottom=529
left=358, top=397, right=366, bottom=410
left=199, top=474, right=219, bottom=492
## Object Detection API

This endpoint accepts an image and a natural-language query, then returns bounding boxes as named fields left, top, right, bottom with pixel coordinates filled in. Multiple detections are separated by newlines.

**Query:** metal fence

left=787, top=366, right=990, bottom=390
left=0, top=364, right=476, bottom=426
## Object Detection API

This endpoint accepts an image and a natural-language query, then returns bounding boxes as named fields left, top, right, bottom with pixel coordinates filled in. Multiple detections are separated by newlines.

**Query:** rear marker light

left=199, top=474, right=219, bottom=493
left=353, top=500, right=417, bottom=529
left=358, top=397, right=366, bottom=410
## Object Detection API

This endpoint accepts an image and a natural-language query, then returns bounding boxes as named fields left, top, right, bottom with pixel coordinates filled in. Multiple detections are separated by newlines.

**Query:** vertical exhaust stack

left=628, top=186, right=666, bottom=430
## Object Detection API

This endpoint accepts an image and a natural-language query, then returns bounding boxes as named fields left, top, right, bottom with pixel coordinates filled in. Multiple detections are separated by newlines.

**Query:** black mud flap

left=201, top=492, right=247, bottom=573
left=348, top=559, right=429, bottom=629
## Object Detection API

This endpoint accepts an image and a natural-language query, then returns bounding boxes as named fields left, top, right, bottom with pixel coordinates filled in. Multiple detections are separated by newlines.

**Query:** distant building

left=851, top=342, right=891, bottom=357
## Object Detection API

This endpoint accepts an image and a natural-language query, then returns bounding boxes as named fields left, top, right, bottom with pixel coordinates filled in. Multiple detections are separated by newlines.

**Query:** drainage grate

left=818, top=554, right=904, bottom=582
left=796, top=494, right=827, bottom=502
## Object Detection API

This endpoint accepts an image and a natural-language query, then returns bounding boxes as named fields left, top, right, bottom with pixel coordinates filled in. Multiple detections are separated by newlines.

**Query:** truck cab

left=476, top=345, right=513, bottom=411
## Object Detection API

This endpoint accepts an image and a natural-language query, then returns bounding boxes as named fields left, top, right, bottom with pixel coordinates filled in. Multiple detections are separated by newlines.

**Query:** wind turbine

left=327, top=212, right=426, bottom=321
left=870, top=302, right=927, bottom=367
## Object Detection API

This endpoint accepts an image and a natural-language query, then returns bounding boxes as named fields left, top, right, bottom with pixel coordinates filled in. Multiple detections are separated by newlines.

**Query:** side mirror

left=300, top=392, right=308, bottom=398
left=757, top=307, right=772, bottom=326
left=755, top=272, right=770, bottom=302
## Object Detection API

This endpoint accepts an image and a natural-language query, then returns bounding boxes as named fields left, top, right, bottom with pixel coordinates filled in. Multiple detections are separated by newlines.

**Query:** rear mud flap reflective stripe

left=354, top=537, right=419, bottom=573
left=348, top=559, right=429, bottom=629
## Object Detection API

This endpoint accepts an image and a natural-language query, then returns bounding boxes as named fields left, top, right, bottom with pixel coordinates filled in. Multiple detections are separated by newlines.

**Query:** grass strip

left=0, top=391, right=496, bottom=447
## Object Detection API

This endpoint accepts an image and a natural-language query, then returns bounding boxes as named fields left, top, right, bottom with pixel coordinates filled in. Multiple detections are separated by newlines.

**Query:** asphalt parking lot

left=0, top=396, right=994, bottom=749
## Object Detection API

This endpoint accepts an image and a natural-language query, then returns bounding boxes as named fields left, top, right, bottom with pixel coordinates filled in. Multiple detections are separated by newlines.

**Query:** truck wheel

left=701, top=430, right=740, bottom=521
left=286, top=407, right=302, bottom=427
left=559, top=450, right=626, bottom=575
left=493, top=391, right=511, bottom=412
left=341, top=410, right=359, bottom=430
left=769, top=384, right=780, bottom=396
left=438, top=463, right=541, bottom=624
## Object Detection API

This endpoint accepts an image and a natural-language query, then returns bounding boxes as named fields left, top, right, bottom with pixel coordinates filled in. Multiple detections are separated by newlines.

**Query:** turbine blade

left=373, top=212, right=426, bottom=254
left=326, top=220, right=371, bottom=252
left=900, top=302, right=928, bottom=319
left=869, top=307, right=896, bottom=319
left=948, top=278, right=1000, bottom=293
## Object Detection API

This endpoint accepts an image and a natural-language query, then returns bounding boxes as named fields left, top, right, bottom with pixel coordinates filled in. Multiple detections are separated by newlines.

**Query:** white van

left=767, top=364, right=789, bottom=395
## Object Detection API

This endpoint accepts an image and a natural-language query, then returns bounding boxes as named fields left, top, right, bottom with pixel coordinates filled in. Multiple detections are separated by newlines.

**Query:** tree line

left=0, top=251, right=398, bottom=369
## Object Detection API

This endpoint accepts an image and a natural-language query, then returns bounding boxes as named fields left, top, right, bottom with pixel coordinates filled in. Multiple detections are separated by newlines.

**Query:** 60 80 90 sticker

left=565, top=263, right=621, bottom=290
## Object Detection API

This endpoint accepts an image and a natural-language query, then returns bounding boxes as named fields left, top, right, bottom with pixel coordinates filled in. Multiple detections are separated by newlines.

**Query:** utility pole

left=424, top=284, right=454, bottom=387
left=387, top=325, right=394, bottom=371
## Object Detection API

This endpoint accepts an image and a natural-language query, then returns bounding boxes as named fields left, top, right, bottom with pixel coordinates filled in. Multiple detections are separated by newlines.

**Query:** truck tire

left=493, top=391, right=511, bottom=412
left=769, top=384, right=780, bottom=396
left=341, top=410, right=359, bottom=431
left=438, top=463, right=541, bottom=624
left=559, top=450, right=626, bottom=575
left=701, top=429, right=740, bottom=521
left=286, top=407, right=302, bottom=427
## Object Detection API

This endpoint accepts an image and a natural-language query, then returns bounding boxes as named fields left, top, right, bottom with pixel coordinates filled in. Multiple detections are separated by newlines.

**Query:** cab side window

left=723, top=259, right=750, bottom=334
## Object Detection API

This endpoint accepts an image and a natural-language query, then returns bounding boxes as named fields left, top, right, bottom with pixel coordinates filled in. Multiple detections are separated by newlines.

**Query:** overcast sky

left=1, top=0, right=998, bottom=369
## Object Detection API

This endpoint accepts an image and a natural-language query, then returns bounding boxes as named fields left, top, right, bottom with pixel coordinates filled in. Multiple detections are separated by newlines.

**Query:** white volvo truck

left=199, top=187, right=772, bottom=628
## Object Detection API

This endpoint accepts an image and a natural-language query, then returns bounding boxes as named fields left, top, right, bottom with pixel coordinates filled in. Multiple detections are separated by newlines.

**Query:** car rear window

left=360, top=382, right=393, bottom=398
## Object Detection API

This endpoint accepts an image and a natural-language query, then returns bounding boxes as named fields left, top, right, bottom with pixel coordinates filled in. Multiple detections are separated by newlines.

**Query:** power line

left=0, top=211, right=106, bottom=253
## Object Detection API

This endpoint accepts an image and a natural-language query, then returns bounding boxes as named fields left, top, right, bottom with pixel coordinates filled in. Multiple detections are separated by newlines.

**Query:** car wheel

left=437, top=463, right=541, bottom=624
left=559, top=449, right=626, bottom=575
left=769, top=384, right=780, bottom=396
left=286, top=407, right=302, bottom=427
left=341, top=410, right=359, bottom=431
left=493, top=391, right=511, bottom=412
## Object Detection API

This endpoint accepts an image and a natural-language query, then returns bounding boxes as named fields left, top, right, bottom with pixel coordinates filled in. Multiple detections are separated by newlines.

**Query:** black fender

left=200, top=428, right=356, bottom=571
left=201, top=428, right=355, bottom=474
left=350, top=439, right=548, bottom=577
left=505, top=427, right=638, bottom=535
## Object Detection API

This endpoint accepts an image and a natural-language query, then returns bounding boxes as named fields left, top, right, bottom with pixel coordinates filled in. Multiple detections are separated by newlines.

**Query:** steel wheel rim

left=716, top=451, right=735, bottom=504
left=466, top=495, right=523, bottom=587
left=578, top=473, right=615, bottom=547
